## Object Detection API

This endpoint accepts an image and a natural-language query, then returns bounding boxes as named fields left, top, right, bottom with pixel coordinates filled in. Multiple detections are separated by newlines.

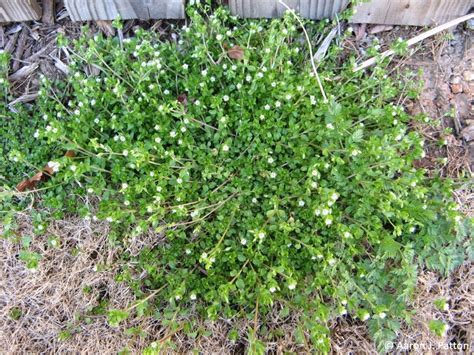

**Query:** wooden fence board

left=64, top=0, right=185, bottom=21
left=351, top=0, right=474, bottom=26
left=0, top=0, right=41, bottom=22
left=228, top=0, right=349, bottom=19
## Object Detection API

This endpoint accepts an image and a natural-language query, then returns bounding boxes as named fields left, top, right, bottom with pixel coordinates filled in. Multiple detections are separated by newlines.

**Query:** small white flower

left=201, top=70, right=208, bottom=77
left=298, top=200, right=305, bottom=207
left=351, top=149, right=361, bottom=156
left=70, top=165, right=77, bottom=172
left=195, top=100, right=200, bottom=106
left=275, top=101, right=281, bottom=108
left=341, top=299, right=348, bottom=305
left=185, top=249, right=192, bottom=255
left=326, top=123, right=335, bottom=130
left=175, top=295, right=181, bottom=301
left=340, top=308, right=347, bottom=316
left=288, top=282, right=296, bottom=290
left=267, top=157, right=274, bottom=164
left=177, top=178, right=183, bottom=184
left=314, top=209, right=321, bottom=216
left=106, top=217, right=113, bottom=223
left=216, top=34, right=223, bottom=41
left=231, top=65, right=237, bottom=70
left=378, top=312, right=386, bottom=319
left=122, top=150, right=129, bottom=157
left=121, top=183, right=128, bottom=190
left=328, top=258, right=336, bottom=265
left=269, top=286, right=276, bottom=293
left=182, top=63, right=189, bottom=70
left=222, top=144, right=230, bottom=152
left=120, top=135, right=126, bottom=142
left=258, top=232, right=266, bottom=240
left=37, top=225, right=44, bottom=230
left=236, top=83, right=242, bottom=90
left=264, top=104, right=271, bottom=110
left=164, top=89, right=170, bottom=95
left=155, top=137, right=161, bottom=144
left=454, top=215, right=462, bottom=223
left=325, top=218, right=333, bottom=226
left=286, top=94, right=292, bottom=100
left=259, top=114, right=265, bottom=120
left=190, top=293, right=197, bottom=300
left=87, top=188, right=94, bottom=193
left=156, top=186, right=162, bottom=192
left=322, top=209, right=330, bottom=216
left=170, top=131, right=177, bottom=138
left=148, top=84, right=155, bottom=90
left=47, top=161, right=60, bottom=173
left=270, top=172, right=277, bottom=179
left=361, top=312, right=370, bottom=321
left=241, top=238, right=247, bottom=245
left=180, top=126, right=187, bottom=133
left=246, top=75, right=252, bottom=82
left=223, top=95, right=229, bottom=102
left=124, top=200, right=130, bottom=206
left=410, top=181, right=417, bottom=187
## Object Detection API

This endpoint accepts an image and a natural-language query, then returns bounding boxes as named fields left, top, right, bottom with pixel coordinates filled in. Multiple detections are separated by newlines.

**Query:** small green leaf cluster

left=1, top=6, right=471, bottom=352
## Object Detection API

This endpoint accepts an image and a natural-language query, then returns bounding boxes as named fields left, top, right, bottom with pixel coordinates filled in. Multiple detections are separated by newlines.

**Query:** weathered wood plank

left=352, top=0, right=474, bottom=26
left=65, top=0, right=185, bottom=21
left=0, top=0, right=41, bottom=22
left=228, top=0, right=349, bottom=19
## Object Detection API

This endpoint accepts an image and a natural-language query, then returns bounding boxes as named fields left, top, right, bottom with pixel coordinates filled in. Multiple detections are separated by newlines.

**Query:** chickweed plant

left=1, top=4, right=472, bottom=352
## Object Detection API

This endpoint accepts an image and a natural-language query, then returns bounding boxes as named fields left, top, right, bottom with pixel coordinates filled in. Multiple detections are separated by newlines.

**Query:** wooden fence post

left=351, top=0, right=474, bottom=26
left=0, top=0, right=42, bottom=22
left=228, top=0, right=349, bottom=19
left=64, top=0, right=185, bottom=21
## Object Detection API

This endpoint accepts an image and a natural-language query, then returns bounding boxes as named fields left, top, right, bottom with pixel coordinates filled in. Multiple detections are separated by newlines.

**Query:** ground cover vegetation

left=1, top=3, right=472, bottom=353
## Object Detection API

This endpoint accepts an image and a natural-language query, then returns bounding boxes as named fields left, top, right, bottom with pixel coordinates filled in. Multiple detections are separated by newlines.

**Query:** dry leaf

left=177, top=93, right=188, bottom=107
left=96, top=20, right=116, bottom=37
left=228, top=45, right=244, bottom=60
left=30, top=171, right=44, bottom=182
left=65, top=150, right=76, bottom=158
left=16, top=179, right=32, bottom=192
left=43, top=165, right=55, bottom=175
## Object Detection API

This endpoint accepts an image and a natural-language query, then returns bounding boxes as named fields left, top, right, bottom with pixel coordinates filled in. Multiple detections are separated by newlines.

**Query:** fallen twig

left=353, top=13, right=474, bottom=72
left=279, top=0, right=328, bottom=103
